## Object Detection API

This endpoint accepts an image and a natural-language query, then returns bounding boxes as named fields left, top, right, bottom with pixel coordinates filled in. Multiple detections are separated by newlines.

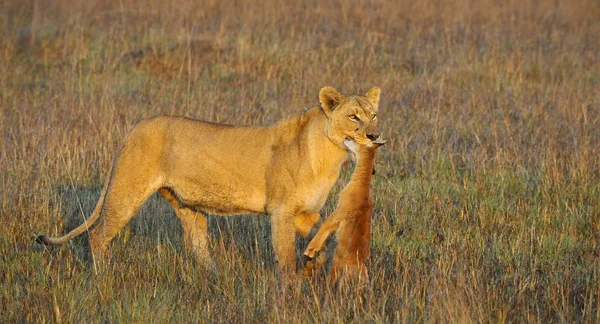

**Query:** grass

left=1, top=0, right=599, bottom=322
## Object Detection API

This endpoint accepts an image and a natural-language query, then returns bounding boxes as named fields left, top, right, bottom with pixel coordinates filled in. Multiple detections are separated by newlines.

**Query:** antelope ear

left=372, top=139, right=387, bottom=147
left=319, top=86, right=342, bottom=115
left=365, top=86, right=380, bottom=111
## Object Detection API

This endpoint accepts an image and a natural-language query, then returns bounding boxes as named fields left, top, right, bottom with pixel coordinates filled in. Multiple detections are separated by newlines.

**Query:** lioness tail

left=35, top=171, right=111, bottom=246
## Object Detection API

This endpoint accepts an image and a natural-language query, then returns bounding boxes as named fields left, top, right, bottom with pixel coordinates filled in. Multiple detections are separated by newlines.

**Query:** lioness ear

left=319, top=86, right=342, bottom=115
left=365, top=86, right=381, bottom=111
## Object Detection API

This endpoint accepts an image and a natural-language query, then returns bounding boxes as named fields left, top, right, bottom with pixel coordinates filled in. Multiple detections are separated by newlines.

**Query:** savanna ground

left=1, top=0, right=599, bottom=322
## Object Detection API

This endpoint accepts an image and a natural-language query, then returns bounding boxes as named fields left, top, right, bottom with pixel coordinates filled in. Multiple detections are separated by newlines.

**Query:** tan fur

left=302, top=140, right=384, bottom=286
left=37, top=86, right=382, bottom=276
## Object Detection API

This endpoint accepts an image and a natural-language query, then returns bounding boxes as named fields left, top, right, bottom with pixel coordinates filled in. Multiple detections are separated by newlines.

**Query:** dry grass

left=1, top=0, right=599, bottom=322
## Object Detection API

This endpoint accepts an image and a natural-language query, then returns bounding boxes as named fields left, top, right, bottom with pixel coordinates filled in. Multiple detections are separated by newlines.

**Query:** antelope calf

left=303, top=139, right=385, bottom=286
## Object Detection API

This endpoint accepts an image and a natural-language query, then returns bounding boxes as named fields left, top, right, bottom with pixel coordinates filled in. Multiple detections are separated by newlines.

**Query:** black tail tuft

left=35, top=235, right=49, bottom=245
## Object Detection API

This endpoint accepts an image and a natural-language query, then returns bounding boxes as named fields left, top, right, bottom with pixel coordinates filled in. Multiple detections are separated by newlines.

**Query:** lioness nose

left=367, top=132, right=380, bottom=141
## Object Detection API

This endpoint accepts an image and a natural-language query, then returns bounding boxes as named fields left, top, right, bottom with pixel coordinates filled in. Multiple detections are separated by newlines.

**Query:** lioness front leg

left=295, top=212, right=320, bottom=238
left=301, top=212, right=341, bottom=278
left=270, top=210, right=297, bottom=278
left=303, top=212, right=341, bottom=259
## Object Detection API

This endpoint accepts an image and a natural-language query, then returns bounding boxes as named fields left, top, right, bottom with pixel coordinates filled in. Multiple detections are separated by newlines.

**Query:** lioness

left=303, top=139, right=385, bottom=286
left=37, top=86, right=382, bottom=276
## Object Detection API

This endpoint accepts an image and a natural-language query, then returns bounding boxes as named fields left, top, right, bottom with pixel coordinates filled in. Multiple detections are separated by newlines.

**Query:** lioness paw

left=303, top=247, right=320, bottom=259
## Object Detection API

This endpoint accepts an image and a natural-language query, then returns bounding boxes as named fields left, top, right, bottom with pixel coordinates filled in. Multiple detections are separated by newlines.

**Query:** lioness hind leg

left=158, top=188, right=215, bottom=270
left=89, top=193, right=152, bottom=264
left=89, top=162, right=161, bottom=264
left=177, top=210, right=214, bottom=270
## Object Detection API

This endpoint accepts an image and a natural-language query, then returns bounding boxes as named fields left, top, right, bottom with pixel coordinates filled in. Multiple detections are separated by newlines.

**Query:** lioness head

left=319, top=86, right=381, bottom=149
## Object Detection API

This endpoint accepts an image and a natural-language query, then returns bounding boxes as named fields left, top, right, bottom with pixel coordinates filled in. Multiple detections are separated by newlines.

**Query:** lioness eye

left=348, top=115, right=359, bottom=121
left=372, top=114, right=377, bottom=120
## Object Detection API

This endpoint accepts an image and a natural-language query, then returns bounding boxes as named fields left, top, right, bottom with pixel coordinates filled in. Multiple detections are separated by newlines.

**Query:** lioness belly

left=165, top=174, right=267, bottom=215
